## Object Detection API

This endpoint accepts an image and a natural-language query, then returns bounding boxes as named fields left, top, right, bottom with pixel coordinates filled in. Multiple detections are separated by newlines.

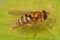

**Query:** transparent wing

left=8, top=10, right=32, bottom=16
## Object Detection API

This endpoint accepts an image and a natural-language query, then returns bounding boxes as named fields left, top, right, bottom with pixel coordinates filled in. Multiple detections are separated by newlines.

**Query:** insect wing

left=8, top=10, right=31, bottom=16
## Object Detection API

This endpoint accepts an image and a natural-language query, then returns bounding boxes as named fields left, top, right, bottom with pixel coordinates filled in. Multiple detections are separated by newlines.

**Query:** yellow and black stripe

left=16, top=14, right=33, bottom=25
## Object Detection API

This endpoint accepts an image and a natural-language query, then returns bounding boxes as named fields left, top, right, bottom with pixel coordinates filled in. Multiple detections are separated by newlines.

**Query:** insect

left=8, top=10, right=56, bottom=37
left=9, top=10, right=47, bottom=30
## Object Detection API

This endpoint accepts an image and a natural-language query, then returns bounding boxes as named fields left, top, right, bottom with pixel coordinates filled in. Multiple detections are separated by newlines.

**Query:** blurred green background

left=0, top=0, right=60, bottom=40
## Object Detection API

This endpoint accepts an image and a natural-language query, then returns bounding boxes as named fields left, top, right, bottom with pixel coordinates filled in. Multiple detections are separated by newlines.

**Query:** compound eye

left=42, top=10, right=47, bottom=14
left=42, top=10, right=47, bottom=20
left=43, top=14, right=47, bottom=20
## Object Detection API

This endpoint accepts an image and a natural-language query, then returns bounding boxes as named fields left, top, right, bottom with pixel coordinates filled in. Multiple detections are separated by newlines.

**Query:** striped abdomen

left=16, top=14, right=33, bottom=26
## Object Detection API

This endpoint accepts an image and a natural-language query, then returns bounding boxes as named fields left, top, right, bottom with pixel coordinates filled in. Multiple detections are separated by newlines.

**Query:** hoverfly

left=8, top=10, right=47, bottom=29
left=8, top=10, right=55, bottom=37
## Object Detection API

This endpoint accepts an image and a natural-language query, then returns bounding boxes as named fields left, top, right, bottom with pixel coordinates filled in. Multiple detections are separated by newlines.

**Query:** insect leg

left=33, top=25, right=37, bottom=37
left=33, top=22, right=37, bottom=37
left=44, top=25, right=57, bottom=38
left=45, top=27, right=54, bottom=36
